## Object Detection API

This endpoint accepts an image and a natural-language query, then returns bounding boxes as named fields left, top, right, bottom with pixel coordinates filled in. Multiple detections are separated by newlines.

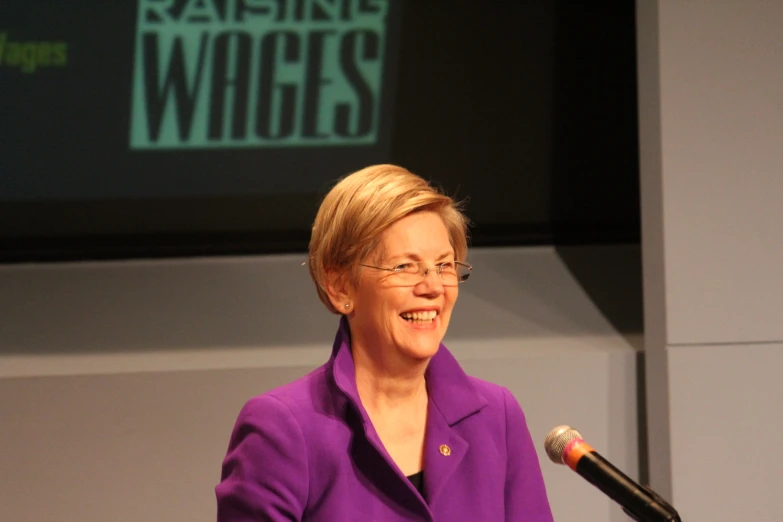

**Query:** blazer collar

left=328, top=316, right=487, bottom=427
left=328, top=317, right=489, bottom=514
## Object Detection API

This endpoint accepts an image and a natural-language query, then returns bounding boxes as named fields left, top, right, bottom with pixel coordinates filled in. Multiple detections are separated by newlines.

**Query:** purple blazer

left=216, top=318, right=553, bottom=521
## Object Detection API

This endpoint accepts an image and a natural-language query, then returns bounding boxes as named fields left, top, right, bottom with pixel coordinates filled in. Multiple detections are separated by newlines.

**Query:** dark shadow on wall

left=555, top=244, right=643, bottom=338
left=549, top=0, right=647, bottom=484
left=555, top=244, right=647, bottom=485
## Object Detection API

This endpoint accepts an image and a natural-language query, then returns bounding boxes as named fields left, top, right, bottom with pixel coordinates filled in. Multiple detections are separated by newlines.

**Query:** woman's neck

left=351, top=341, right=430, bottom=476
left=351, top=343, right=429, bottom=413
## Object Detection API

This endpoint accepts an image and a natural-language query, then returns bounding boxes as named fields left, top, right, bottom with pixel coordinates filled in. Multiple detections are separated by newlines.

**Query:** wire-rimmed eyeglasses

left=359, top=261, right=472, bottom=286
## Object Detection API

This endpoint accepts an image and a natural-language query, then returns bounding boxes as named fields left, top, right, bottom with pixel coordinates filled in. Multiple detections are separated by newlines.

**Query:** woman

left=216, top=165, right=553, bottom=521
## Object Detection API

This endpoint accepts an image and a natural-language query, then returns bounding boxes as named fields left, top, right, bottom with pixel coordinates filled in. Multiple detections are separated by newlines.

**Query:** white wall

left=638, top=1, right=783, bottom=519
left=0, top=247, right=639, bottom=521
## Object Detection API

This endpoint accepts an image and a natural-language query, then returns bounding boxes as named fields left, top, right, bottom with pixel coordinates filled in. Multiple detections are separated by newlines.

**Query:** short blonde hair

left=309, top=164, right=469, bottom=314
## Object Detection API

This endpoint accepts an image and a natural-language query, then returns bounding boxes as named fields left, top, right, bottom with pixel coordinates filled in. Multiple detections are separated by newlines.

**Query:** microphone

left=544, top=425, right=682, bottom=522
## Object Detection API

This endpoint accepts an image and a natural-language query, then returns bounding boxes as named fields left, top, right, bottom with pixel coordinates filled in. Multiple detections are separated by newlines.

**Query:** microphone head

left=544, top=425, right=583, bottom=464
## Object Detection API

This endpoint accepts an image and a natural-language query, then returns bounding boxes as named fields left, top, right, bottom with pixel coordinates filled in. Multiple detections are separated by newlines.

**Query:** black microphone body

left=544, top=425, right=681, bottom=522
left=575, top=450, right=681, bottom=522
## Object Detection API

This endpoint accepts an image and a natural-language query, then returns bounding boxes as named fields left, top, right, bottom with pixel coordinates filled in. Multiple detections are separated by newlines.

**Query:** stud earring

left=344, top=303, right=351, bottom=309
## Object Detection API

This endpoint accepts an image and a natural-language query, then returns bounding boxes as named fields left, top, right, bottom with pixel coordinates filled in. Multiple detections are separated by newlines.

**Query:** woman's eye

left=393, top=264, right=411, bottom=272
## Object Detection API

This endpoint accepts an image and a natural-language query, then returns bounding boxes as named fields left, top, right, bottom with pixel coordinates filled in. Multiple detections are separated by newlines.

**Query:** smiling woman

left=215, top=165, right=554, bottom=521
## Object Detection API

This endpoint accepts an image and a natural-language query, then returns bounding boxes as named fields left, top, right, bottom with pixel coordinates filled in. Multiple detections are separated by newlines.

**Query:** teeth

left=401, top=310, right=438, bottom=322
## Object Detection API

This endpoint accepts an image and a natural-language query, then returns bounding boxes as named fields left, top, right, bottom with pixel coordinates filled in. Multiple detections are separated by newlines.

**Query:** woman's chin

left=358, top=316, right=447, bottom=362
left=400, top=343, right=440, bottom=362
left=396, top=323, right=443, bottom=359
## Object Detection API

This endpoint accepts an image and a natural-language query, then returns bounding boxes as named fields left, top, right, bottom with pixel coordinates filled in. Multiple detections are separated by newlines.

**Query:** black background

left=0, top=0, right=639, bottom=262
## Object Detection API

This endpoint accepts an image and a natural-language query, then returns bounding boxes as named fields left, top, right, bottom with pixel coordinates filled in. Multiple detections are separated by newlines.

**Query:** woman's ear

left=324, top=268, right=354, bottom=314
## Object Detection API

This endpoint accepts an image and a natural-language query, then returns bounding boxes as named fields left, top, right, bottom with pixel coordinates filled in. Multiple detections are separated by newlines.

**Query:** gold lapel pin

left=439, top=444, right=451, bottom=456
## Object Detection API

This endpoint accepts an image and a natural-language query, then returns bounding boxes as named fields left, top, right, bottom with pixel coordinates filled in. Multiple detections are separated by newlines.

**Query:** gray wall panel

left=668, top=344, right=783, bottom=520
left=0, top=247, right=639, bottom=521
left=639, top=0, right=783, bottom=519
left=657, top=0, right=783, bottom=345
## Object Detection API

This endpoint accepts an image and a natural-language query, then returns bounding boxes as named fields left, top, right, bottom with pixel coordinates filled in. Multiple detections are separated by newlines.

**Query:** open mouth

left=400, top=310, right=438, bottom=324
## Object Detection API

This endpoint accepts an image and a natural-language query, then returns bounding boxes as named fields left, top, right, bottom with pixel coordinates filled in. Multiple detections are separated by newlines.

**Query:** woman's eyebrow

left=385, top=251, right=453, bottom=262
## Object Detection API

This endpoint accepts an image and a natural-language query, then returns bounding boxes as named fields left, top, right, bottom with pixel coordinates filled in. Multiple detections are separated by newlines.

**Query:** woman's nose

left=415, top=268, right=444, bottom=294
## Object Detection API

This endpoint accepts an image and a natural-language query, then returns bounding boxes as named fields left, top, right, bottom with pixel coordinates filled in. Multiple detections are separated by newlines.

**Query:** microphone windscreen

left=544, top=425, right=583, bottom=464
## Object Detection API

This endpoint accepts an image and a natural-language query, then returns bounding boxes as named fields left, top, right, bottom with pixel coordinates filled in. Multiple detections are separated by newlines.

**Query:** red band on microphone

left=563, top=438, right=595, bottom=470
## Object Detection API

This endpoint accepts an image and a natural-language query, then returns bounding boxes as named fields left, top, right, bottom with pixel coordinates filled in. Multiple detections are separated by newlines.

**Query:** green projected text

left=130, top=0, right=389, bottom=149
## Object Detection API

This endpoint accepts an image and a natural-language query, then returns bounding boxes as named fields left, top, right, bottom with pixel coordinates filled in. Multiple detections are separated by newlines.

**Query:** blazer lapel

left=328, top=318, right=432, bottom=516
left=328, top=318, right=489, bottom=514
left=421, top=343, right=488, bottom=506
left=422, top=399, right=469, bottom=507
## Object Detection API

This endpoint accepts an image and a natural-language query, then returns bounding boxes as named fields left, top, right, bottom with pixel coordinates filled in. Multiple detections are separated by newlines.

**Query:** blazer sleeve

left=216, top=394, right=309, bottom=522
left=502, top=387, right=554, bottom=521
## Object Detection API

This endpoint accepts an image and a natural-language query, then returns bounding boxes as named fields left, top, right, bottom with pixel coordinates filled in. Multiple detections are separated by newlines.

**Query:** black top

left=406, top=471, right=424, bottom=495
